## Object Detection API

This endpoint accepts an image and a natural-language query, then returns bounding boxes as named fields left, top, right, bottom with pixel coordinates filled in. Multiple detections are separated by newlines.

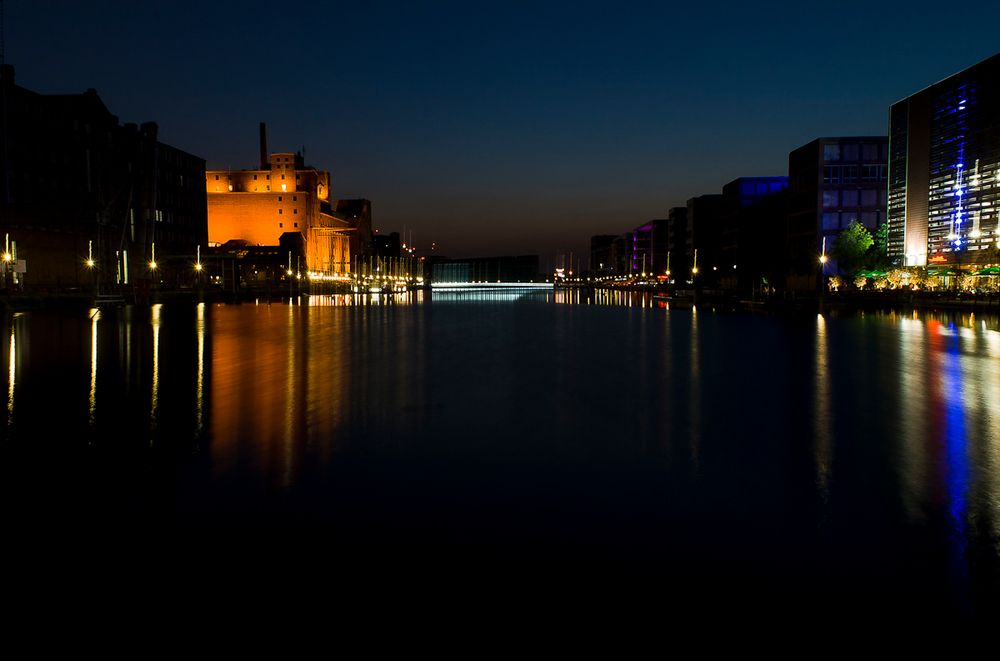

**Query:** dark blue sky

left=9, top=1, right=1000, bottom=262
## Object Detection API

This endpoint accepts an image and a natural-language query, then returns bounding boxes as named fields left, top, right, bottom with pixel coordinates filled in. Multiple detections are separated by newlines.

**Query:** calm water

left=4, top=291, right=999, bottom=617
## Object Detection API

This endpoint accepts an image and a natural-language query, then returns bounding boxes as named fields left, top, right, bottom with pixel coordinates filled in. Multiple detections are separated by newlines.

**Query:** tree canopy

left=831, top=220, right=874, bottom=274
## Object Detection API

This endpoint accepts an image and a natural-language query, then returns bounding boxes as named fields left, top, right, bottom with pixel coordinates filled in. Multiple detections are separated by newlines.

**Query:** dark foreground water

left=3, top=290, right=999, bottom=619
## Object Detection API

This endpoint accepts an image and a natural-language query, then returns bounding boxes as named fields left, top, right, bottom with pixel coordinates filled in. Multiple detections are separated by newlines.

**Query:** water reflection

left=1, top=302, right=998, bottom=613
left=196, top=302, right=205, bottom=436
left=814, top=314, right=832, bottom=500
left=434, top=289, right=542, bottom=303
left=939, top=323, right=970, bottom=598
left=151, top=303, right=162, bottom=433
left=90, top=308, right=99, bottom=426
left=554, top=288, right=659, bottom=308
left=898, top=314, right=928, bottom=521
left=8, top=321, right=15, bottom=422
left=689, top=306, right=701, bottom=467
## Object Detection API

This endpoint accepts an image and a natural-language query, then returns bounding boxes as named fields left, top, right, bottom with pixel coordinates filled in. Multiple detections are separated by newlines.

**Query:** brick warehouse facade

left=205, top=126, right=369, bottom=277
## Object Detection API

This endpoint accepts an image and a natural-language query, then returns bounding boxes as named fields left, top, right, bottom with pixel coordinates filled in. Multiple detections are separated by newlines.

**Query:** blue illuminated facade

left=888, top=53, right=1000, bottom=267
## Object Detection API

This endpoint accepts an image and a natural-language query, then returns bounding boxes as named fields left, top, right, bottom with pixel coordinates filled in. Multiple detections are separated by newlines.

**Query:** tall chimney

left=259, top=122, right=268, bottom=169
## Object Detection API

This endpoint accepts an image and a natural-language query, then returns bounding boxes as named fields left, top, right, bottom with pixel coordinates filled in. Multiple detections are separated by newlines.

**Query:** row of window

left=823, top=165, right=886, bottom=184
left=823, top=142, right=889, bottom=163
left=278, top=222, right=299, bottom=228
left=822, top=188, right=887, bottom=208
left=277, top=209, right=298, bottom=214
left=213, top=173, right=301, bottom=181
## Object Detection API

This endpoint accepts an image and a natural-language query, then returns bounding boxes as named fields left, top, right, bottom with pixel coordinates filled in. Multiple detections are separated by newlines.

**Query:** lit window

left=281, top=184, right=287, bottom=191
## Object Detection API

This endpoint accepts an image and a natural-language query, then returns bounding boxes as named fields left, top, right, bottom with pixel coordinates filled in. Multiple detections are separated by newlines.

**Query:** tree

left=831, top=221, right=874, bottom=275
left=868, top=222, right=891, bottom=269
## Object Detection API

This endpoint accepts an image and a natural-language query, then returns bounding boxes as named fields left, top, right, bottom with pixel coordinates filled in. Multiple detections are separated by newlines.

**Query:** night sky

left=9, top=1, right=1000, bottom=263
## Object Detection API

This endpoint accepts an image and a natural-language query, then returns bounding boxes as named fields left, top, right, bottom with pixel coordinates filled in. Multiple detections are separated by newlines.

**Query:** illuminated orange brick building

left=206, top=127, right=369, bottom=275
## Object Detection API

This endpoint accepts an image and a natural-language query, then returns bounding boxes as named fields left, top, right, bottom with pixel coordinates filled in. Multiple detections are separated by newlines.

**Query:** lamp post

left=2, top=233, right=11, bottom=295
left=86, top=239, right=96, bottom=296
left=819, top=236, right=829, bottom=296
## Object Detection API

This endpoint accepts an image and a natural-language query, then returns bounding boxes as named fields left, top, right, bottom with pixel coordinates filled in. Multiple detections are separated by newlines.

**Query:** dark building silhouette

left=787, top=136, right=888, bottom=288
left=207, top=235, right=305, bottom=295
left=333, top=198, right=374, bottom=261
left=626, top=219, right=668, bottom=278
left=610, top=234, right=629, bottom=276
left=590, top=235, right=616, bottom=278
left=0, top=65, right=207, bottom=291
left=686, top=194, right=725, bottom=284
left=665, top=206, right=688, bottom=281
left=887, top=53, right=1000, bottom=268
left=719, top=177, right=788, bottom=290
left=372, top=231, right=401, bottom=259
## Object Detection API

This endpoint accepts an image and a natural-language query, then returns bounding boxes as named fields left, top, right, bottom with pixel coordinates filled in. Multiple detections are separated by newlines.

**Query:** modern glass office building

left=887, top=53, right=1000, bottom=267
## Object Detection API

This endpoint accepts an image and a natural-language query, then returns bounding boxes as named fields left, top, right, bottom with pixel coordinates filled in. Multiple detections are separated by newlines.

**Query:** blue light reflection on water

left=941, top=323, right=970, bottom=606
left=2, top=299, right=999, bottom=615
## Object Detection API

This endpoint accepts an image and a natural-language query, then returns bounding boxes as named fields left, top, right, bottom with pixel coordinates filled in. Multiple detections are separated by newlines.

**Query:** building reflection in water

left=0, top=299, right=997, bottom=605
left=689, top=306, right=700, bottom=468
left=939, top=321, right=970, bottom=594
left=7, top=319, right=16, bottom=423
left=196, top=302, right=205, bottom=436
left=897, top=313, right=928, bottom=522
left=150, top=304, right=162, bottom=433
left=282, top=304, right=300, bottom=487
left=890, top=311, right=1000, bottom=602
left=814, top=314, right=832, bottom=500
left=554, top=288, right=663, bottom=308
left=209, top=301, right=357, bottom=492
left=90, top=308, right=100, bottom=426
